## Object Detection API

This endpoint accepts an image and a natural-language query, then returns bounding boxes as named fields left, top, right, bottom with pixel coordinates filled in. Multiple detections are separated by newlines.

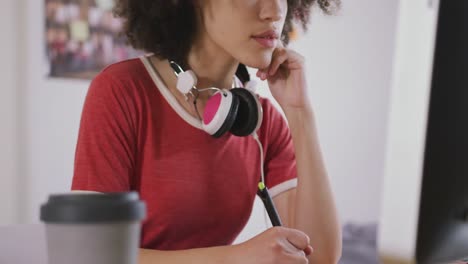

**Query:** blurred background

left=0, top=0, right=398, bottom=246
left=44, top=0, right=142, bottom=79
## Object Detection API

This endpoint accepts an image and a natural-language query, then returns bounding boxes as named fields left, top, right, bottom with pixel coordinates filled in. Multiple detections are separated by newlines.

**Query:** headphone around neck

left=169, top=60, right=263, bottom=138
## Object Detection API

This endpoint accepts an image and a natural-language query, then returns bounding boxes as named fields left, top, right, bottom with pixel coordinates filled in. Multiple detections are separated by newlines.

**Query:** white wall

left=0, top=0, right=19, bottom=225
left=21, top=0, right=89, bottom=222
left=379, top=0, right=440, bottom=260
left=14, top=0, right=398, bottom=227
left=254, top=0, right=399, bottom=224
left=303, top=0, right=398, bottom=223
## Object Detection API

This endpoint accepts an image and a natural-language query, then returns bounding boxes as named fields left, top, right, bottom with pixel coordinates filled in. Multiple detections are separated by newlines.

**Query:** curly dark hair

left=113, top=0, right=340, bottom=82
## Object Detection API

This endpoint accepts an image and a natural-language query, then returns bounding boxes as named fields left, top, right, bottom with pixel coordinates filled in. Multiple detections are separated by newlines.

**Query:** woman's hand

left=256, top=43, right=310, bottom=110
left=232, top=227, right=313, bottom=264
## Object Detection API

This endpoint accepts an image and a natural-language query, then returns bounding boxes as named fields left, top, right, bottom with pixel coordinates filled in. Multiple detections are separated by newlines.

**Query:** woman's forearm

left=139, top=245, right=239, bottom=264
left=284, top=105, right=342, bottom=263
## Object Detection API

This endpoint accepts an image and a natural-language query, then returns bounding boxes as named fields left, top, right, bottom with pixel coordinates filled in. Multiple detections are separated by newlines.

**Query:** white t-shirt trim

left=269, top=178, right=298, bottom=198
left=140, top=55, right=204, bottom=129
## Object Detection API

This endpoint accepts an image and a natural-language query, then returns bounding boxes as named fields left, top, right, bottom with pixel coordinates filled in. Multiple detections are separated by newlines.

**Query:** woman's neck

left=186, top=33, right=239, bottom=93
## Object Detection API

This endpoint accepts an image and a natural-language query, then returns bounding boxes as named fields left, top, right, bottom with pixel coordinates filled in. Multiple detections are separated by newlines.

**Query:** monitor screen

left=378, top=0, right=468, bottom=263
left=416, top=0, right=468, bottom=262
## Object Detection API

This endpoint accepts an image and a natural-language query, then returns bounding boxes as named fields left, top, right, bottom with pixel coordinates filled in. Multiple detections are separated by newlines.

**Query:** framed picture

left=45, top=0, right=142, bottom=79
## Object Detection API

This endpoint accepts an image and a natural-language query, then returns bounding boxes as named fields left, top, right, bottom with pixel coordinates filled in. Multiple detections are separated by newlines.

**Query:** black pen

left=257, top=182, right=283, bottom=226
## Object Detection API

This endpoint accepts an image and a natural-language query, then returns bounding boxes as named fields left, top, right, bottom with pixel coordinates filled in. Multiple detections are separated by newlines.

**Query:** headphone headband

left=170, top=61, right=198, bottom=94
left=169, top=61, right=184, bottom=76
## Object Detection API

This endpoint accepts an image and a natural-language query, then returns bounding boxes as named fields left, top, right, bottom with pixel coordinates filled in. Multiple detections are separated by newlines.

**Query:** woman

left=72, top=0, right=342, bottom=263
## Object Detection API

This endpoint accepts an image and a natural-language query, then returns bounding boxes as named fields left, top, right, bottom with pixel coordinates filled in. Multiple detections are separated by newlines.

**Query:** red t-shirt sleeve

left=262, top=100, right=298, bottom=197
left=71, top=72, right=137, bottom=192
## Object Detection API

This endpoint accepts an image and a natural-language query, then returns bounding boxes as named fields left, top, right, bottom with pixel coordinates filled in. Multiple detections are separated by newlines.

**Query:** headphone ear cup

left=202, top=90, right=240, bottom=138
left=229, top=88, right=260, bottom=137
left=213, top=93, right=239, bottom=138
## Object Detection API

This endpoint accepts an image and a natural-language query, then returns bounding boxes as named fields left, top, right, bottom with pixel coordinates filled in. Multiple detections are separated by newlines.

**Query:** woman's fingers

left=268, top=48, right=289, bottom=76
left=280, top=227, right=311, bottom=252
left=304, top=245, right=314, bottom=256
left=256, top=47, right=305, bottom=81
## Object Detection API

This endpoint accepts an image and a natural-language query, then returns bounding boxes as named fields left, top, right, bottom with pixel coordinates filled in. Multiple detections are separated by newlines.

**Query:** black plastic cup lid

left=40, top=192, right=146, bottom=223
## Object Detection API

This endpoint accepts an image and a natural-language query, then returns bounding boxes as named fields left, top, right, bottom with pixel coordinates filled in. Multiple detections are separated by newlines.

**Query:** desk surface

left=1, top=224, right=467, bottom=264
left=0, top=224, right=47, bottom=264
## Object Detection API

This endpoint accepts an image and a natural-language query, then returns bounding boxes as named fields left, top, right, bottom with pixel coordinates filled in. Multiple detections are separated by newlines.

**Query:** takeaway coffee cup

left=40, top=192, right=146, bottom=264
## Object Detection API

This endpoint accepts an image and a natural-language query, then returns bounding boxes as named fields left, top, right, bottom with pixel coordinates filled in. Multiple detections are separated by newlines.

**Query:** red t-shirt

left=71, top=56, right=298, bottom=250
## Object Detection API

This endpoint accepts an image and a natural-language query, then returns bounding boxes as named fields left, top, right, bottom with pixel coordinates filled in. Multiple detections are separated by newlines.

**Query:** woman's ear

left=288, top=24, right=299, bottom=42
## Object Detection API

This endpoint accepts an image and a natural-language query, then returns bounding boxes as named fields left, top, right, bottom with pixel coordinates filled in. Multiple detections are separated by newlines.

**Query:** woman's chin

left=241, top=56, right=272, bottom=70
left=233, top=46, right=274, bottom=70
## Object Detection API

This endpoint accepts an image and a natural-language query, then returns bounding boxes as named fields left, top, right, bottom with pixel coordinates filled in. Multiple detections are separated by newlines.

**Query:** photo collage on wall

left=45, top=0, right=142, bottom=79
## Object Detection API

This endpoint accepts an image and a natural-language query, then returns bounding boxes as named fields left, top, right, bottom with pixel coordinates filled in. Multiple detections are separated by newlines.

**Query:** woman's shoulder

left=85, top=57, right=156, bottom=109
left=88, top=57, right=154, bottom=96
left=258, top=96, right=284, bottom=121
left=256, top=95, right=289, bottom=137
left=97, top=57, right=148, bottom=82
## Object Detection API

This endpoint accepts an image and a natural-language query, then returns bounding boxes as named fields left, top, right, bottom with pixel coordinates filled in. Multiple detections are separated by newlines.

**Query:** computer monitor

left=378, top=0, right=468, bottom=263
